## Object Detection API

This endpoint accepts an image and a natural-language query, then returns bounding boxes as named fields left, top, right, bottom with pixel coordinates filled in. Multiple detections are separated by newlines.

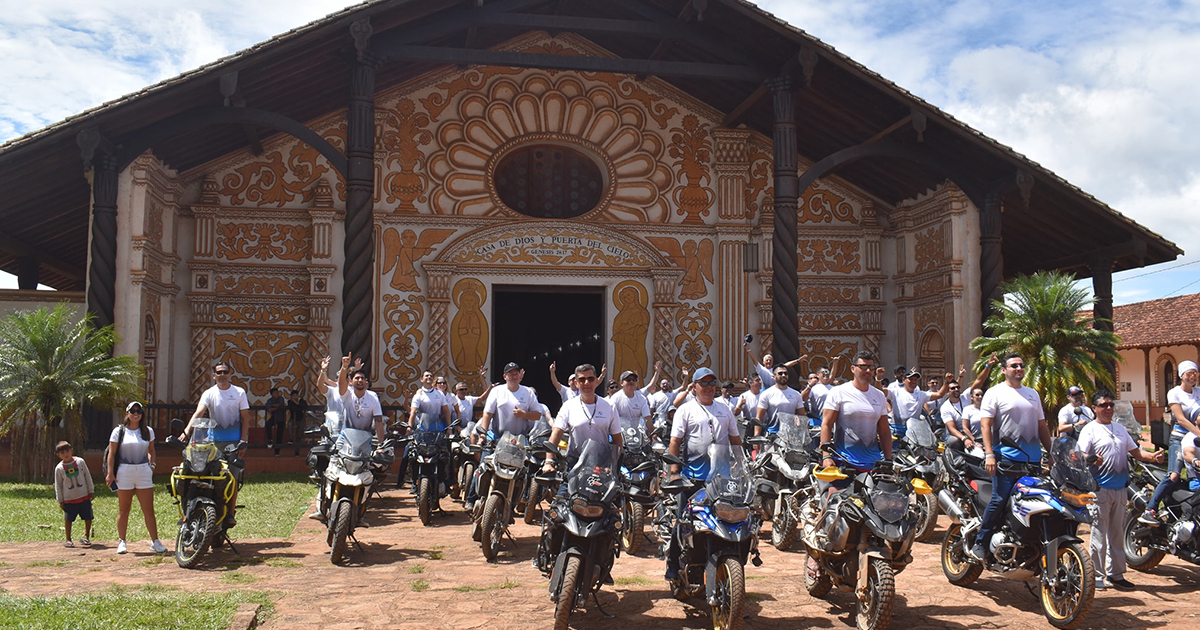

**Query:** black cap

left=894, top=364, right=907, bottom=375
left=904, top=369, right=921, bottom=379
left=502, top=362, right=521, bottom=373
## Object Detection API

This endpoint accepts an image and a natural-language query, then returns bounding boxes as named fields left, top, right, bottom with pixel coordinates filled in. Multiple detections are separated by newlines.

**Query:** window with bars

left=494, top=144, right=604, bottom=218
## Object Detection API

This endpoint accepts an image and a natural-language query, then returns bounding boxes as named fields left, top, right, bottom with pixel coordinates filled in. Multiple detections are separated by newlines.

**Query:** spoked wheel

left=329, top=498, right=352, bottom=564
left=941, top=523, right=982, bottom=586
left=710, top=556, right=745, bottom=630
left=1041, top=542, right=1095, bottom=629
left=620, top=500, right=646, bottom=555
left=459, top=462, right=477, bottom=505
left=480, top=494, right=505, bottom=562
left=417, top=477, right=434, bottom=526
left=771, top=493, right=796, bottom=551
left=1123, top=515, right=1165, bottom=572
left=523, top=478, right=543, bottom=525
left=913, top=492, right=939, bottom=542
left=553, top=555, right=582, bottom=630
left=804, top=553, right=831, bottom=597
left=856, top=558, right=895, bottom=630
left=175, top=504, right=216, bottom=569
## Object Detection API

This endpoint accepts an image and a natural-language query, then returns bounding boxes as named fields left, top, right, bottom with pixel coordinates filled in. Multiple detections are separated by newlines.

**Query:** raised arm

left=548, top=361, right=564, bottom=392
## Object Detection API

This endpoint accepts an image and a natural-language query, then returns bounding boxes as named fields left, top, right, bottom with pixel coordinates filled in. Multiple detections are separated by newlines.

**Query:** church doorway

left=491, top=285, right=605, bottom=415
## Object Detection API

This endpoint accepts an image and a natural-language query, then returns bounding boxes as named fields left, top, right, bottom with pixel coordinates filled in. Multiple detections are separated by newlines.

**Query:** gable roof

left=0, top=0, right=1181, bottom=290
left=1087, top=293, right=1200, bottom=350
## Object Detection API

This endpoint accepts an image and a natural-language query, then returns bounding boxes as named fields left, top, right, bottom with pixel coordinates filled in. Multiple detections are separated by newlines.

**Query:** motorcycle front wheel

left=913, top=492, right=939, bottom=543
left=856, top=558, right=895, bottom=630
left=480, top=494, right=505, bottom=562
left=940, top=522, right=982, bottom=586
left=771, top=493, right=796, bottom=551
left=523, top=478, right=543, bottom=525
left=620, top=500, right=646, bottom=555
left=175, top=503, right=216, bottom=569
left=1123, top=514, right=1165, bottom=572
left=458, top=461, right=477, bottom=506
left=1040, top=541, right=1095, bottom=629
left=710, top=556, right=745, bottom=630
left=329, top=498, right=353, bottom=564
left=553, top=555, right=582, bottom=630
left=418, top=477, right=434, bottom=526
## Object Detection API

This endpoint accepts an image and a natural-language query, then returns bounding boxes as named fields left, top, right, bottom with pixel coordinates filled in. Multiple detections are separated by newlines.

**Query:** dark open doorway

left=492, top=285, right=605, bottom=416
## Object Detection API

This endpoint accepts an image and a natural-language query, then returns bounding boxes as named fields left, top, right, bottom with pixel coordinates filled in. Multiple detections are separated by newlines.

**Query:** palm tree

left=0, top=303, right=143, bottom=482
left=969, top=271, right=1121, bottom=433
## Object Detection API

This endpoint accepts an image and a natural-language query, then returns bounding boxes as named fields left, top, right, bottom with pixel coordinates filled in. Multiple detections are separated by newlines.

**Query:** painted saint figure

left=611, top=283, right=649, bottom=378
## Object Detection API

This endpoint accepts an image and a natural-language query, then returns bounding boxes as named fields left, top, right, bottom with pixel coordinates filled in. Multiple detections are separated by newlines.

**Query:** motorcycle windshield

left=416, top=412, right=446, bottom=433
left=189, top=417, right=217, bottom=445
left=774, top=412, right=809, bottom=453
left=705, top=444, right=754, bottom=506
left=336, top=427, right=374, bottom=460
left=185, top=418, right=218, bottom=471
left=620, top=416, right=647, bottom=450
left=414, top=428, right=444, bottom=448
left=493, top=431, right=528, bottom=469
left=566, top=438, right=619, bottom=502
left=1052, top=433, right=1098, bottom=492
left=904, top=415, right=939, bottom=459
left=323, top=410, right=345, bottom=438
left=529, top=419, right=552, bottom=444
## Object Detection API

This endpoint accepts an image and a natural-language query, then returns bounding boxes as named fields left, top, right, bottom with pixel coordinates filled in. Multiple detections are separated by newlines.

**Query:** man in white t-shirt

left=545, top=363, right=623, bottom=464
left=802, top=363, right=839, bottom=425
left=647, top=375, right=673, bottom=427
left=1057, top=385, right=1095, bottom=436
left=450, top=370, right=494, bottom=430
left=608, top=370, right=653, bottom=434
left=467, top=362, right=541, bottom=507
left=757, top=365, right=803, bottom=437
left=184, top=361, right=253, bottom=527
left=820, top=351, right=890, bottom=473
left=889, top=368, right=951, bottom=437
left=743, top=342, right=807, bottom=387
left=1077, top=389, right=1163, bottom=590
left=409, top=370, right=452, bottom=431
left=549, top=361, right=580, bottom=403
left=970, top=353, right=1052, bottom=561
left=717, top=381, right=738, bottom=415
left=732, top=373, right=763, bottom=442
left=1144, top=360, right=1200, bottom=522
left=337, top=355, right=385, bottom=440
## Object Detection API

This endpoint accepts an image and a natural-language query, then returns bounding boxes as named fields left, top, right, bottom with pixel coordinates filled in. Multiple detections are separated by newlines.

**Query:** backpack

left=102, top=426, right=125, bottom=479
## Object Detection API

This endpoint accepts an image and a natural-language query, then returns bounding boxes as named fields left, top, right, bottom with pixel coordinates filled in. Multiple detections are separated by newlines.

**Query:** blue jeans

left=975, top=469, right=1020, bottom=550
left=1148, top=432, right=1184, bottom=511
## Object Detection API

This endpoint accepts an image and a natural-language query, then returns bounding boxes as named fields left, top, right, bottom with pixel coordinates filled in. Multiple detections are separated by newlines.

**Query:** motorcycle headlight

left=343, top=459, right=366, bottom=475
left=871, top=491, right=908, bottom=523
left=714, top=502, right=750, bottom=523
left=571, top=498, right=605, bottom=518
left=1061, top=487, right=1095, bottom=508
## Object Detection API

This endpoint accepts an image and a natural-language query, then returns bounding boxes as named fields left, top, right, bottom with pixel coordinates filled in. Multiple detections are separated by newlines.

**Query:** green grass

left=613, top=575, right=653, bottom=586
left=25, top=559, right=72, bottom=568
left=138, top=555, right=167, bottom=567
left=410, top=579, right=430, bottom=592
left=263, top=557, right=303, bottom=568
left=0, top=472, right=316, bottom=543
left=426, top=550, right=444, bottom=560
left=408, top=564, right=426, bottom=574
left=0, top=584, right=273, bottom=630
left=219, top=570, right=260, bottom=585
left=452, top=579, right=519, bottom=592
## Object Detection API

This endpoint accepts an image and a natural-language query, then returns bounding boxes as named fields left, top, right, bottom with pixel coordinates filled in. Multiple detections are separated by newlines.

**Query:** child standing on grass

left=54, top=441, right=94, bottom=548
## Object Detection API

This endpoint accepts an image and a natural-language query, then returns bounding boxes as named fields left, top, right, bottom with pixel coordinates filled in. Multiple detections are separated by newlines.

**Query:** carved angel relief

left=648, top=237, right=713, bottom=300
left=381, top=227, right=456, bottom=292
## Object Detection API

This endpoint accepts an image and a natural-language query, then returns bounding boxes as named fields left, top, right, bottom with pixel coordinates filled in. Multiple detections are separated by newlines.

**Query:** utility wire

left=1160, top=276, right=1200, bottom=300
left=1114, top=258, right=1200, bottom=283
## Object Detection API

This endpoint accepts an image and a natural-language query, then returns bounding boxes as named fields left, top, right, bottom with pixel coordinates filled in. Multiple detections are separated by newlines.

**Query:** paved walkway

left=2, top=488, right=1198, bottom=629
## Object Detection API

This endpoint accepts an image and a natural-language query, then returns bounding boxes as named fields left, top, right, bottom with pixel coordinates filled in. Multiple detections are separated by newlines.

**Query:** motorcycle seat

left=969, top=479, right=993, bottom=511
left=1171, top=489, right=1196, bottom=504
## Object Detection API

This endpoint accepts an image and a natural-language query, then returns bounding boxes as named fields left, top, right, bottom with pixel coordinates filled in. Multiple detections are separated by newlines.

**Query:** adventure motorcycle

left=450, top=420, right=478, bottom=502
left=471, top=431, right=531, bottom=561
left=1123, top=455, right=1200, bottom=571
left=894, top=414, right=943, bottom=543
left=938, top=433, right=1097, bottom=629
left=750, top=412, right=814, bottom=551
left=523, top=419, right=558, bottom=525
left=324, top=427, right=377, bottom=563
left=535, top=438, right=623, bottom=630
left=165, top=418, right=246, bottom=568
left=617, top=415, right=658, bottom=555
left=799, top=450, right=928, bottom=630
left=410, top=412, right=451, bottom=526
left=304, top=411, right=344, bottom=521
left=661, top=444, right=762, bottom=630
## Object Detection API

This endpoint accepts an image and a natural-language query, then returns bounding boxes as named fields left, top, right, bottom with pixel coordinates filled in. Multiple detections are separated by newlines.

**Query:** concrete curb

left=228, top=603, right=262, bottom=630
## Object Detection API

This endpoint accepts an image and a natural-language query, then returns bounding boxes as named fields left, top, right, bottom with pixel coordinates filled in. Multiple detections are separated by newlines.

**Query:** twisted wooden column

left=341, top=36, right=377, bottom=366
left=769, top=76, right=800, bottom=362
left=1091, top=256, right=1116, bottom=381
left=979, top=189, right=1004, bottom=327
left=86, top=152, right=119, bottom=329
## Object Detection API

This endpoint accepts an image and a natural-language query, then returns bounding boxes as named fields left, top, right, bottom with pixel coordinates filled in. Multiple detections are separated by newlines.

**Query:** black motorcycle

left=535, top=438, right=623, bottom=630
left=523, top=419, right=558, bottom=525
left=471, top=431, right=531, bottom=561
left=749, top=412, right=814, bottom=551
left=617, top=415, right=658, bottom=555
left=1123, top=455, right=1200, bottom=570
left=894, top=414, right=943, bottom=542
left=410, top=412, right=452, bottom=526
left=164, top=418, right=246, bottom=568
left=938, top=434, right=1097, bottom=629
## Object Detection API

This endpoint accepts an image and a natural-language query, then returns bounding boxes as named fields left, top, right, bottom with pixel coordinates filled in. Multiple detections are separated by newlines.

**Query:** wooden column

left=16, top=256, right=38, bottom=290
left=1091, top=256, right=1116, bottom=382
left=769, top=76, right=800, bottom=363
left=979, top=189, right=1004, bottom=327
left=1143, top=347, right=1152, bottom=424
left=341, top=18, right=377, bottom=366
left=86, top=151, right=120, bottom=329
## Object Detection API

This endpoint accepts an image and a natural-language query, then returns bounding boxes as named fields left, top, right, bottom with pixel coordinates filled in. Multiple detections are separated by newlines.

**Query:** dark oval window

left=494, top=144, right=604, bottom=218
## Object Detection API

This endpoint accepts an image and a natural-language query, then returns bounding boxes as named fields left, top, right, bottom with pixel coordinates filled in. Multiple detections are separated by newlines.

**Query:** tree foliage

left=0, top=304, right=143, bottom=482
left=969, top=271, right=1121, bottom=431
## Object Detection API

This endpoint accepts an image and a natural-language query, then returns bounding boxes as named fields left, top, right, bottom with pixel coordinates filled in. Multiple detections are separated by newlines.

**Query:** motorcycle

left=410, top=412, right=452, bottom=526
left=617, top=415, right=658, bottom=555
left=1123, top=456, right=1200, bottom=571
left=324, top=427, right=377, bottom=563
left=894, top=414, right=943, bottom=543
left=304, top=411, right=344, bottom=522
left=661, top=444, right=762, bottom=630
left=749, top=412, right=814, bottom=551
left=523, top=418, right=558, bottom=525
left=165, top=418, right=246, bottom=568
left=938, top=434, right=1097, bottom=629
left=450, top=420, right=478, bottom=502
left=535, top=438, right=623, bottom=630
left=471, top=431, right=531, bottom=561
left=799, top=451, right=928, bottom=630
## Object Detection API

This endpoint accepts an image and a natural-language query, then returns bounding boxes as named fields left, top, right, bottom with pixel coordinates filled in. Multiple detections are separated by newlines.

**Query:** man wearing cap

left=888, top=368, right=952, bottom=437
left=717, top=381, right=738, bottom=414
left=756, top=364, right=804, bottom=437
left=467, top=362, right=541, bottom=508
left=1142, top=359, right=1200, bottom=523
left=1056, top=385, right=1095, bottom=436
left=802, top=363, right=839, bottom=428
left=664, top=367, right=742, bottom=582
left=548, top=361, right=580, bottom=403
left=608, top=369, right=653, bottom=434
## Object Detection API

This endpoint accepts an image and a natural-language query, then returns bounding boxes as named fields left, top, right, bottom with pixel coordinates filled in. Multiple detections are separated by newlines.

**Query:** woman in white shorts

left=105, top=401, right=168, bottom=554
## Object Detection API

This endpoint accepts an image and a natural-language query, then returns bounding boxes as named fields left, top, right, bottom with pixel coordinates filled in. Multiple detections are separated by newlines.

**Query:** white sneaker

left=150, top=539, right=168, bottom=553
left=116, top=539, right=127, bottom=554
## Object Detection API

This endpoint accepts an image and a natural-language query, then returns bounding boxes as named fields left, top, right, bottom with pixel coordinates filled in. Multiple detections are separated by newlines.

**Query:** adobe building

left=0, top=0, right=1179, bottom=435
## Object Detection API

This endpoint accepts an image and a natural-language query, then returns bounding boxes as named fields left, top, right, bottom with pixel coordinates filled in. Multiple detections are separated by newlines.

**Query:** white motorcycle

left=324, top=427, right=376, bottom=563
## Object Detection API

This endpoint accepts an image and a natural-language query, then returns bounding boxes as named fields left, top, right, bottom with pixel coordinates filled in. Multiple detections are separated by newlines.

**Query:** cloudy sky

left=1, top=0, right=1197, bottom=303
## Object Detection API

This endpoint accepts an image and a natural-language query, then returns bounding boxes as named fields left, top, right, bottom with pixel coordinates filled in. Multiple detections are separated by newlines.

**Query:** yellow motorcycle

left=165, top=418, right=245, bottom=568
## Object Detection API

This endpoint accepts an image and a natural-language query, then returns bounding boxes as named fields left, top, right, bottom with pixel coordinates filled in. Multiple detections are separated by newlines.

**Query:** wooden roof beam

left=645, top=0, right=694, bottom=61
left=1031, top=239, right=1148, bottom=274
left=0, top=233, right=85, bottom=281
left=381, top=46, right=769, bottom=80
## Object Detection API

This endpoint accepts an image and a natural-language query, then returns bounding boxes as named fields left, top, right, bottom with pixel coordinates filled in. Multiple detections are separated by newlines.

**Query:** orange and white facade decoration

left=107, top=33, right=981, bottom=408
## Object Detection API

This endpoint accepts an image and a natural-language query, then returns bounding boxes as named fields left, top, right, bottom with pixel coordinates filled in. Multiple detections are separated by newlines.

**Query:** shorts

left=115, top=462, right=154, bottom=490
left=63, top=499, right=94, bottom=522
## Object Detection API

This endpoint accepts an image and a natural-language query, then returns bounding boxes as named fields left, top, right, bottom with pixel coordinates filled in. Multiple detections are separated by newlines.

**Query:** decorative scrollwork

left=215, top=223, right=311, bottom=261
left=798, top=240, right=861, bottom=274
left=674, top=302, right=713, bottom=371
left=381, top=294, right=426, bottom=399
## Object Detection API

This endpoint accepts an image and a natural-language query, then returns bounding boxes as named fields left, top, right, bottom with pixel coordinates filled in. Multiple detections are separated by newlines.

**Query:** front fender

left=1043, top=533, right=1084, bottom=583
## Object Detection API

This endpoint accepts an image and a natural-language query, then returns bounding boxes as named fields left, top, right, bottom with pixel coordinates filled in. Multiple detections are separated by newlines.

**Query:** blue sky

left=2, top=0, right=1197, bottom=303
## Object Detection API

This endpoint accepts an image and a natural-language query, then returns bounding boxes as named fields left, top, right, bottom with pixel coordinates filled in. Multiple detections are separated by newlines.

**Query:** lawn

left=0, top=584, right=274, bottom=630
left=0, top=472, right=316, bottom=543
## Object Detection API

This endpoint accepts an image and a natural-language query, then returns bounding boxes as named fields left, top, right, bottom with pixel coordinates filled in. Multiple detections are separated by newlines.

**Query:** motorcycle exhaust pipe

left=938, top=488, right=966, bottom=523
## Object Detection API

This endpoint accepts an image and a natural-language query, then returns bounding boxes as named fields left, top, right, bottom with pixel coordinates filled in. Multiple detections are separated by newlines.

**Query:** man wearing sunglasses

left=940, top=358, right=997, bottom=449
left=183, top=361, right=252, bottom=527
left=1076, top=389, right=1164, bottom=590
left=970, top=352, right=1053, bottom=561
left=1057, top=385, right=1095, bottom=437
left=819, top=351, right=890, bottom=473
left=757, top=365, right=803, bottom=438
left=608, top=370, right=653, bottom=434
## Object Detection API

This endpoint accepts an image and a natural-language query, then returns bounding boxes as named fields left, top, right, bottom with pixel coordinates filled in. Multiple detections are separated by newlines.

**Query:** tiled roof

left=1086, top=293, right=1200, bottom=349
